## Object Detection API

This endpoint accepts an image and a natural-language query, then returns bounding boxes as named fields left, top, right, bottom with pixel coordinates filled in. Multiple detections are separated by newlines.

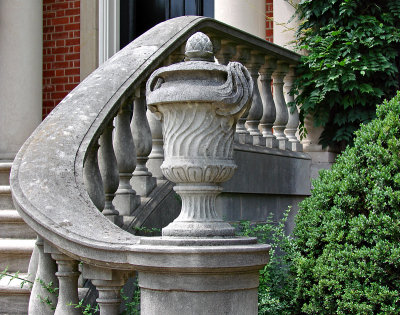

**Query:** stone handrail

left=10, top=16, right=299, bottom=314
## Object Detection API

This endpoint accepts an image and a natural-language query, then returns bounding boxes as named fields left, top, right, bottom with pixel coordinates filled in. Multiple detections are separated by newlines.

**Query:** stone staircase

left=0, top=161, right=35, bottom=315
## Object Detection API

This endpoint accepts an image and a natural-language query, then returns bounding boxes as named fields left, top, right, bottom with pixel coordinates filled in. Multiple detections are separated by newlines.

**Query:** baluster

left=245, top=51, right=265, bottom=146
left=99, top=121, right=121, bottom=225
left=284, top=64, right=302, bottom=152
left=29, top=237, right=58, bottom=315
left=166, top=45, right=185, bottom=65
left=27, top=239, right=39, bottom=284
left=215, top=39, right=236, bottom=65
left=47, top=247, right=80, bottom=315
left=234, top=45, right=252, bottom=145
left=114, top=100, right=141, bottom=215
left=83, top=141, right=105, bottom=211
left=272, top=61, right=290, bottom=150
left=259, top=56, right=278, bottom=148
left=146, top=110, right=164, bottom=179
left=83, top=265, right=128, bottom=315
left=131, top=85, right=157, bottom=196
left=209, top=36, right=221, bottom=59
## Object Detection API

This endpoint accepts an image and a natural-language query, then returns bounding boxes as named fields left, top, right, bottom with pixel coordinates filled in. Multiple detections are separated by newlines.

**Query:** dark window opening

left=120, top=0, right=214, bottom=49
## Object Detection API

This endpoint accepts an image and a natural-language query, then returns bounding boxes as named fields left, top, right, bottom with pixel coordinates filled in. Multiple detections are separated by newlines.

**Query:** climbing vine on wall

left=291, top=0, right=400, bottom=148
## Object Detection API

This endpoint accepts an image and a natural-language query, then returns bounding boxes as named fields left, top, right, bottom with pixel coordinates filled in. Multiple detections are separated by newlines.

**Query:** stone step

left=0, top=162, right=12, bottom=186
left=0, top=210, right=36, bottom=239
left=0, top=239, right=35, bottom=273
left=0, top=186, right=14, bottom=210
left=0, top=272, right=31, bottom=315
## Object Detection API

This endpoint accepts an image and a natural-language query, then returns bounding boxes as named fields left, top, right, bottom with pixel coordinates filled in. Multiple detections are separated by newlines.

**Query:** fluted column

left=29, top=237, right=58, bottom=315
left=83, top=141, right=105, bottom=211
left=284, top=64, right=302, bottom=152
left=99, top=121, right=121, bottom=225
left=272, top=61, right=290, bottom=150
left=234, top=45, right=252, bottom=145
left=114, top=100, right=141, bottom=215
left=131, top=85, right=157, bottom=196
left=259, top=56, right=278, bottom=148
left=245, top=51, right=265, bottom=146
left=51, top=253, right=80, bottom=315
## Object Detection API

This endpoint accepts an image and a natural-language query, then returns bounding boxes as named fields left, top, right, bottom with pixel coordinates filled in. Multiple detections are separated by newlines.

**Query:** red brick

left=73, top=76, right=80, bottom=83
left=51, top=76, right=68, bottom=84
left=55, top=25, right=64, bottom=32
left=56, top=10, right=65, bottom=17
left=43, top=84, right=55, bottom=93
left=66, top=38, right=79, bottom=46
left=55, top=70, right=65, bottom=76
left=52, top=17, right=69, bottom=25
left=53, top=61, right=69, bottom=69
left=52, top=32, right=68, bottom=40
left=66, top=8, right=80, bottom=16
left=73, top=45, right=80, bottom=53
left=52, top=47, right=69, bottom=54
left=56, top=39, right=65, bottom=47
left=55, top=85, right=65, bottom=92
left=65, top=53, right=79, bottom=60
left=65, top=68, right=79, bottom=75
left=52, top=2, right=68, bottom=10
left=56, top=54, right=65, bottom=62
left=43, top=26, right=55, bottom=33
left=44, top=12, right=55, bottom=19
left=43, top=100, right=55, bottom=108
left=73, top=60, right=80, bottom=67
left=44, top=55, right=55, bottom=63
left=65, top=23, right=79, bottom=31
left=65, top=84, right=78, bottom=91
left=52, top=92, right=68, bottom=99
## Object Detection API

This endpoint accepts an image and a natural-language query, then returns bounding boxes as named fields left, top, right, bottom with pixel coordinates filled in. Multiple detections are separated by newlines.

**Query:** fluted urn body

left=146, top=32, right=253, bottom=237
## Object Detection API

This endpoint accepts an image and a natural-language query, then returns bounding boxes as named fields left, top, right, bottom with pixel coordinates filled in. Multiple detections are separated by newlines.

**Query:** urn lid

left=146, top=32, right=254, bottom=120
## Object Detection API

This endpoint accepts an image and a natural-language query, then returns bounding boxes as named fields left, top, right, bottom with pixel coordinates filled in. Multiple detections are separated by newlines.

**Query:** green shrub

left=238, top=209, right=298, bottom=315
left=293, top=92, right=400, bottom=314
left=292, top=0, right=400, bottom=148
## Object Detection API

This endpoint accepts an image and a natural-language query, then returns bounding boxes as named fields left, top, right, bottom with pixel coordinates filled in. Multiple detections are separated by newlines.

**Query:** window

left=120, top=0, right=214, bottom=48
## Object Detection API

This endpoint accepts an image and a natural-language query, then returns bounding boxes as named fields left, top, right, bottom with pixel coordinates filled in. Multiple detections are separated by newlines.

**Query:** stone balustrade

left=10, top=16, right=301, bottom=314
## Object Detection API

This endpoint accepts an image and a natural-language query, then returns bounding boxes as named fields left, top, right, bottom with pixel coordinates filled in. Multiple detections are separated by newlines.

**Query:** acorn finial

left=185, top=32, right=214, bottom=61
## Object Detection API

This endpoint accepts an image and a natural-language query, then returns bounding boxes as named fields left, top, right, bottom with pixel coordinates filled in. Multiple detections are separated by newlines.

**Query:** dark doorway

left=120, top=0, right=214, bottom=49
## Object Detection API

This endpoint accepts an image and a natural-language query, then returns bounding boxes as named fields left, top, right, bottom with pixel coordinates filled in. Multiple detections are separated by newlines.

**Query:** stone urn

left=146, top=32, right=253, bottom=237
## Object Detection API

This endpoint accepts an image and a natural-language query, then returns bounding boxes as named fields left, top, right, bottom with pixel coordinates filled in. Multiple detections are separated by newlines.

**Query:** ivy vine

left=291, top=0, right=400, bottom=148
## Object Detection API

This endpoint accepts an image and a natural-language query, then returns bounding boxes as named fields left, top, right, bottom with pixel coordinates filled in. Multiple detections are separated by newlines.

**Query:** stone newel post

left=139, top=33, right=269, bottom=315
left=147, top=32, right=253, bottom=237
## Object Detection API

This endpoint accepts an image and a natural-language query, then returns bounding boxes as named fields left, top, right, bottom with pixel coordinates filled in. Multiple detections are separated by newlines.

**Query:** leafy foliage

left=293, top=92, right=400, bottom=313
left=292, top=0, right=400, bottom=147
left=237, top=208, right=298, bottom=314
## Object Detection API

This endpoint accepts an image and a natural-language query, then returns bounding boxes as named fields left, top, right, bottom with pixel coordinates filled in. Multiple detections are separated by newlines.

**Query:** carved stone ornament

left=146, top=32, right=253, bottom=237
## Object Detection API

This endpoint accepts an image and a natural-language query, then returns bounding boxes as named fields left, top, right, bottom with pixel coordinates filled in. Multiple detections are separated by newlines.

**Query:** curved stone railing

left=10, top=16, right=300, bottom=314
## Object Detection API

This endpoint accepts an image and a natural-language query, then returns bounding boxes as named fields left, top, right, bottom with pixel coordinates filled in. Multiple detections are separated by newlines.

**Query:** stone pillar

left=142, top=32, right=270, bottom=315
left=215, top=0, right=266, bottom=39
left=0, top=0, right=42, bottom=160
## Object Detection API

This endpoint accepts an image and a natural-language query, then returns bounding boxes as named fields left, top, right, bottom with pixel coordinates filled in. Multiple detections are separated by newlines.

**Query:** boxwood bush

left=293, top=92, right=400, bottom=314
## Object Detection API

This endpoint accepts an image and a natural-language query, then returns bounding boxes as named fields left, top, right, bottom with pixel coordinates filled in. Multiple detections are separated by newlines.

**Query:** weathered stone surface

left=147, top=32, right=253, bottom=237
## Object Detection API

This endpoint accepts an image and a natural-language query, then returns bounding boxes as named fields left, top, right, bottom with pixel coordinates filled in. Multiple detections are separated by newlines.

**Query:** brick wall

left=266, top=0, right=273, bottom=42
left=43, top=0, right=80, bottom=119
